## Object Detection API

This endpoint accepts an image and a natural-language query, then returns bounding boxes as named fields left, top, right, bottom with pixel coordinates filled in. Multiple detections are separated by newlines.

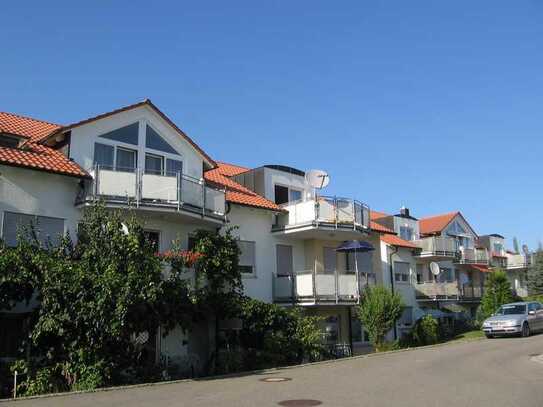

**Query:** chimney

left=400, top=206, right=410, bottom=217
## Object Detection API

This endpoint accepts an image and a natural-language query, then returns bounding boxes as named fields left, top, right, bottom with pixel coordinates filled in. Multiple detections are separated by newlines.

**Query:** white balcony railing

left=507, top=253, right=531, bottom=269
left=273, top=196, right=370, bottom=232
left=273, top=269, right=375, bottom=304
left=415, top=282, right=483, bottom=300
left=79, top=166, right=226, bottom=219
left=456, top=247, right=489, bottom=265
left=414, top=236, right=458, bottom=258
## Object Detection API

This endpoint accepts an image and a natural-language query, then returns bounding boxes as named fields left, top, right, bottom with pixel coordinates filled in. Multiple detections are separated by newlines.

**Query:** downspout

left=388, top=243, right=399, bottom=341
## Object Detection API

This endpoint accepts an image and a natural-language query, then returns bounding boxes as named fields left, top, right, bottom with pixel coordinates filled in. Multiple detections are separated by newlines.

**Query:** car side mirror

left=528, top=310, right=536, bottom=315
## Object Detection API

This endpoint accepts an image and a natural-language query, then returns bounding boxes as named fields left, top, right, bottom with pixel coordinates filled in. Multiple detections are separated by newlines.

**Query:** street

left=4, top=335, right=543, bottom=407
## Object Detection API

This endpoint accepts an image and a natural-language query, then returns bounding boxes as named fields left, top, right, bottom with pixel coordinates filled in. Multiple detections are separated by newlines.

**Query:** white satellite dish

left=430, top=262, right=441, bottom=276
left=305, top=169, right=330, bottom=189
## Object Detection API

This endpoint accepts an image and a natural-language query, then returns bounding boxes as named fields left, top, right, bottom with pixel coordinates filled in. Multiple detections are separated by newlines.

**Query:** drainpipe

left=388, top=244, right=399, bottom=340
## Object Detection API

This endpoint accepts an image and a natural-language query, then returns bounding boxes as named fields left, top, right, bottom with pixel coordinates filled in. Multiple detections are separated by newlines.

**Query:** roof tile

left=419, top=212, right=459, bottom=236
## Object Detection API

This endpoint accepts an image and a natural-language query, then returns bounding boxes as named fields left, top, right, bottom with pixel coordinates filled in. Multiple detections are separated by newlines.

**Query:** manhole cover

left=259, top=377, right=292, bottom=383
left=277, top=400, right=322, bottom=406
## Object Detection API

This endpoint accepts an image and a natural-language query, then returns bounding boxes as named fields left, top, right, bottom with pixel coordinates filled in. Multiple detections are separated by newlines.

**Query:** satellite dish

left=430, top=262, right=441, bottom=276
left=305, top=169, right=330, bottom=189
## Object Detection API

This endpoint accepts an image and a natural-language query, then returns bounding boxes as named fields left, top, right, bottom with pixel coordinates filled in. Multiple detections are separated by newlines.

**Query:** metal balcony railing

left=273, top=196, right=370, bottom=232
left=414, top=236, right=458, bottom=258
left=273, top=268, right=375, bottom=304
left=77, top=165, right=226, bottom=219
left=455, top=247, right=489, bottom=265
left=415, top=282, right=484, bottom=301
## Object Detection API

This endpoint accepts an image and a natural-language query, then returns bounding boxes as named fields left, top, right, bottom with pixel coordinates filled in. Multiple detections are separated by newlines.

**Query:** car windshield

left=495, top=305, right=526, bottom=315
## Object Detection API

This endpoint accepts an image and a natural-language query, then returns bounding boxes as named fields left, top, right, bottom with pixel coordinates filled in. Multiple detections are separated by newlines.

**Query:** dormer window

left=0, top=133, right=26, bottom=148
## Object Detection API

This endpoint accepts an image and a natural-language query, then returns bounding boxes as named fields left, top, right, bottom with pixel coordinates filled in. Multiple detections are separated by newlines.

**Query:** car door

left=536, top=303, right=543, bottom=331
left=527, top=303, right=538, bottom=331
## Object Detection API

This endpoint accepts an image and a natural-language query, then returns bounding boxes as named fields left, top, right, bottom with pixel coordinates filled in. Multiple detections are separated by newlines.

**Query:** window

left=145, top=153, right=164, bottom=175
left=323, top=247, right=336, bottom=273
left=166, top=159, right=183, bottom=175
left=416, top=264, right=424, bottom=283
left=146, top=125, right=178, bottom=155
left=274, top=184, right=303, bottom=205
left=276, top=245, right=293, bottom=277
left=399, top=226, right=414, bottom=241
left=94, top=143, right=114, bottom=169
left=99, top=122, right=139, bottom=145
left=289, top=189, right=302, bottom=202
left=2, top=212, right=64, bottom=247
left=394, top=261, right=410, bottom=283
left=274, top=185, right=289, bottom=205
left=438, top=267, right=455, bottom=283
left=144, top=230, right=160, bottom=252
left=493, top=243, right=503, bottom=254
left=238, top=241, right=256, bottom=276
left=116, top=147, right=137, bottom=172
left=0, top=134, right=23, bottom=148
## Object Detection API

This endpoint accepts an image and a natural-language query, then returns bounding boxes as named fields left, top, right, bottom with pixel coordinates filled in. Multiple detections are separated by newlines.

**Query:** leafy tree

left=356, top=285, right=404, bottom=351
left=0, top=204, right=196, bottom=396
left=238, top=298, right=324, bottom=370
left=479, top=269, right=514, bottom=319
left=527, top=250, right=543, bottom=296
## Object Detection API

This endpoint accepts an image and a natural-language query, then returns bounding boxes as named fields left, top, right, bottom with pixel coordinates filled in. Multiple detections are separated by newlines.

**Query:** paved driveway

left=4, top=335, right=543, bottom=407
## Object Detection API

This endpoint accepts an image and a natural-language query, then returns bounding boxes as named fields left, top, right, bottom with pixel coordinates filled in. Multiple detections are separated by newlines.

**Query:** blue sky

left=2, top=1, right=543, bottom=248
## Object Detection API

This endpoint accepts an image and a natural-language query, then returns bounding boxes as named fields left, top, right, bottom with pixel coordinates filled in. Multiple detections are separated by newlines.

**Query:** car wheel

left=522, top=322, right=530, bottom=338
left=485, top=334, right=493, bottom=339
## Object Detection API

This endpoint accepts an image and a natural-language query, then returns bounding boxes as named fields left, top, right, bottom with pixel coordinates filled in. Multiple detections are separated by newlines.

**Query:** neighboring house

left=413, top=211, right=490, bottom=319
left=0, top=101, right=229, bottom=368
left=478, top=234, right=531, bottom=298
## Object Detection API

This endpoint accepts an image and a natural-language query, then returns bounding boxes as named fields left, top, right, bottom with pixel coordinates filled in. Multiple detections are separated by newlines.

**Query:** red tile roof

left=368, top=210, right=395, bottom=234
left=0, top=111, right=61, bottom=142
left=380, top=234, right=420, bottom=249
left=0, top=112, right=88, bottom=178
left=204, top=163, right=283, bottom=212
left=419, top=212, right=459, bottom=236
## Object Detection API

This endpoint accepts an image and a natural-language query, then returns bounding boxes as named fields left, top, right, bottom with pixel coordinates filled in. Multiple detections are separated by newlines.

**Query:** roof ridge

left=420, top=211, right=459, bottom=220
left=0, top=111, right=61, bottom=128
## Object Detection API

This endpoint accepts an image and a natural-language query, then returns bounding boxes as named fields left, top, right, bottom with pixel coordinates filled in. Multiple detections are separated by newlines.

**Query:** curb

left=0, top=335, right=485, bottom=403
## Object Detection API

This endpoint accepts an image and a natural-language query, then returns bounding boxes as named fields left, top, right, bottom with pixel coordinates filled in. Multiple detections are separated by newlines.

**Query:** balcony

left=77, top=166, right=226, bottom=222
left=415, top=282, right=459, bottom=300
left=507, top=254, right=531, bottom=270
left=455, top=247, right=489, bottom=265
left=273, top=269, right=376, bottom=305
left=414, top=236, right=458, bottom=260
left=415, top=282, right=483, bottom=301
left=272, top=196, right=370, bottom=237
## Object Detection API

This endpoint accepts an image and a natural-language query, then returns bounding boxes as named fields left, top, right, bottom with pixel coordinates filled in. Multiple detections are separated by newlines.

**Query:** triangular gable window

left=98, top=123, right=139, bottom=145
left=448, top=220, right=467, bottom=236
left=146, top=125, right=178, bottom=155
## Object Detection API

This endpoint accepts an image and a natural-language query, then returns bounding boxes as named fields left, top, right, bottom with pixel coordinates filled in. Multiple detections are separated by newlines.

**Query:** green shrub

left=356, top=285, right=404, bottom=351
left=480, top=269, right=514, bottom=320
left=411, top=315, right=439, bottom=346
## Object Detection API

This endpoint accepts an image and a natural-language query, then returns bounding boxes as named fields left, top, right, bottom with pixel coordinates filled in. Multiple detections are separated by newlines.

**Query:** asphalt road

left=4, top=335, right=543, bottom=407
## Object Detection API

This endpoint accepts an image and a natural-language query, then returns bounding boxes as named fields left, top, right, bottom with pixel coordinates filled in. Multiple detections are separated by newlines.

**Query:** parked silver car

left=482, top=302, right=543, bottom=338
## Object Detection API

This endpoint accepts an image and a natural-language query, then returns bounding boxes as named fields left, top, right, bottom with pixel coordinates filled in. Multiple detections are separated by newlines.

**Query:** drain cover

left=277, top=400, right=322, bottom=406
left=260, top=377, right=292, bottom=383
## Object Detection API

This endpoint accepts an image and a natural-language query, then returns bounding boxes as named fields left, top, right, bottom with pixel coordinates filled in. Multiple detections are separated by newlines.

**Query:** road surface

left=4, top=335, right=543, bottom=407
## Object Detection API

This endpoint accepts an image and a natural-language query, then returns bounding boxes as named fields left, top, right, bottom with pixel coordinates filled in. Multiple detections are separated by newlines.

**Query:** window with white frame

left=394, top=261, right=410, bottom=283
left=399, top=226, right=414, bottom=241
left=274, top=184, right=303, bottom=205
left=238, top=240, right=256, bottom=276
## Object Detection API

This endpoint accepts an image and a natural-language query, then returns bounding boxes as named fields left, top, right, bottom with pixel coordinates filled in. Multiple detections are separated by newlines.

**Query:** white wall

left=0, top=165, right=81, bottom=239
left=68, top=105, right=206, bottom=179
left=226, top=204, right=306, bottom=302
left=262, top=167, right=313, bottom=203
